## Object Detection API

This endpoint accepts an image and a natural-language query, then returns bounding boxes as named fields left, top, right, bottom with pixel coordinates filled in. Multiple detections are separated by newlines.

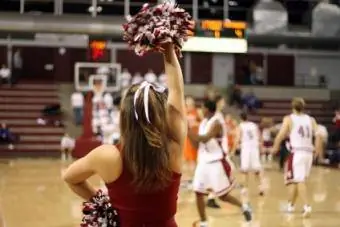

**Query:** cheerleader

left=63, top=3, right=193, bottom=226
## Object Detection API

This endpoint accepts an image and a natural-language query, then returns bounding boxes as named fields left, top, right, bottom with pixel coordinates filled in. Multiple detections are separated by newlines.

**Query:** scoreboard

left=194, top=20, right=246, bottom=39
left=183, top=20, right=248, bottom=53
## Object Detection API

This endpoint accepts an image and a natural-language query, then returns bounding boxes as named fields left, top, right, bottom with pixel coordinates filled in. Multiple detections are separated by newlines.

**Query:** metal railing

left=2, top=0, right=338, bottom=30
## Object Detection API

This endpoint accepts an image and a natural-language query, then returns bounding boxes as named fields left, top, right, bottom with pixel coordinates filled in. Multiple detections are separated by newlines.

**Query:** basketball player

left=233, top=112, right=264, bottom=196
left=63, top=43, right=186, bottom=226
left=60, top=133, right=75, bottom=162
left=272, top=98, right=322, bottom=218
left=205, top=95, right=227, bottom=209
left=188, top=100, right=252, bottom=227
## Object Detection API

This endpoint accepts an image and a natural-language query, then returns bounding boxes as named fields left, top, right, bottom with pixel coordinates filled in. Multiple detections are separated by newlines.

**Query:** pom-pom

left=81, top=190, right=120, bottom=227
left=122, top=1, right=193, bottom=57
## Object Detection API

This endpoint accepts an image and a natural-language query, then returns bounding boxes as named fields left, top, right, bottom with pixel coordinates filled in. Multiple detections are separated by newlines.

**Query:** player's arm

left=188, top=121, right=222, bottom=144
left=163, top=44, right=186, bottom=146
left=272, top=116, right=290, bottom=153
left=257, top=126, right=263, bottom=152
left=231, top=126, right=241, bottom=155
left=63, top=144, right=121, bottom=200
left=311, top=118, right=322, bottom=158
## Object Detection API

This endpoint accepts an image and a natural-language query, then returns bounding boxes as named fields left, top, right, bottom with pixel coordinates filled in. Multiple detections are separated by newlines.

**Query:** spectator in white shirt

left=120, top=68, right=132, bottom=89
left=71, top=92, right=84, bottom=125
left=60, top=133, right=75, bottom=162
left=144, top=69, right=157, bottom=83
left=103, top=93, right=113, bottom=114
left=158, top=72, right=167, bottom=87
left=96, top=66, right=110, bottom=75
left=131, top=72, right=144, bottom=85
left=0, top=64, right=11, bottom=86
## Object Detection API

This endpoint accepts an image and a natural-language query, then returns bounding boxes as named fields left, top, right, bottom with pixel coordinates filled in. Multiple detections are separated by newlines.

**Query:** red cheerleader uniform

left=106, top=148, right=181, bottom=227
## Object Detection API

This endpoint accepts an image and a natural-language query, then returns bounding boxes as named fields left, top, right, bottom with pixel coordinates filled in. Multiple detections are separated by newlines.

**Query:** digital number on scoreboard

left=190, top=20, right=246, bottom=39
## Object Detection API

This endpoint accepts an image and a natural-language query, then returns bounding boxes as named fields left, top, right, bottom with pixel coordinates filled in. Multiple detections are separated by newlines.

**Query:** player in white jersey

left=234, top=112, right=265, bottom=196
left=272, top=97, right=322, bottom=218
left=205, top=95, right=228, bottom=209
left=188, top=100, right=252, bottom=227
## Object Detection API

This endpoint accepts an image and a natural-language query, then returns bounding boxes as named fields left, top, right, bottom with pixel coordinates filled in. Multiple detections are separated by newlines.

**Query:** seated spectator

left=249, top=61, right=264, bottom=85
left=60, top=133, right=75, bottom=162
left=144, top=69, right=157, bottom=83
left=158, top=71, right=167, bottom=87
left=120, top=68, right=132, bottom=89
left=0, top=123, right=18, bottom=150
left=131, top=72, right=143, bottom=85
left=71, top=92, right=84, bottom=125
left=242, top=91, right=261, bottom=112
left=103, top=93, right=113, bottom=115
left=0, top=64, right=11, bottom=86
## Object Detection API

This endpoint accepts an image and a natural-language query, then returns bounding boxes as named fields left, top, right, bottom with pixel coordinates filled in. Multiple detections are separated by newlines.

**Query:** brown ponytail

left=120, top=84, right=172, bottom=192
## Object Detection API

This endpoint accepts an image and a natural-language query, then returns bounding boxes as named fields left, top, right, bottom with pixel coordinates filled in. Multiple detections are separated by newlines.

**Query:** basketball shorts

left=240, top=148, right=262, bottom=172
left=284, top=151, right=313, bottom=184
left=193, top=158, right=235, bottom=196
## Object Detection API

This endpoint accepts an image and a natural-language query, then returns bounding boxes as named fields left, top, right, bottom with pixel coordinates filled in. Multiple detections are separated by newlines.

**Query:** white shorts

left=240, top=148, right=262, bottom=172
left=193, top=158, right=235, bottom=196
left=285, top=151, right=313, bottom=185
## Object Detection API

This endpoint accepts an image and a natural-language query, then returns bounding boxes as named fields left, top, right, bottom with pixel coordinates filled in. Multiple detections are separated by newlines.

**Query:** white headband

left=133, top=81, right=166, bottom=123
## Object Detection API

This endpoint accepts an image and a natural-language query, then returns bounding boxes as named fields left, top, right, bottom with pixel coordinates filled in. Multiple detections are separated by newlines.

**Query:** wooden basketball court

left=0, top=159, right=339, bottom=227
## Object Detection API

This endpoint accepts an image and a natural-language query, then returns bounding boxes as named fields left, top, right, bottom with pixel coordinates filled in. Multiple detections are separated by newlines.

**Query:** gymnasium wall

left=0, top=45, right=340, bottom=90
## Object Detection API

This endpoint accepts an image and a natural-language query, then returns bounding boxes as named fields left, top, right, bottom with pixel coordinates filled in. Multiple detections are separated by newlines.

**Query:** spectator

left=131, top=72, right=143, bottom=85
left=229, top=84, right=243, bottom=108
left=0, top=64, right=11, bottom=86
left=318, top=75, right=327, bottom=88
left=249, top=61, right=264, bottom=85
left=316, top=124, right=328, bottom=164
left=0, top=123, right=18, bottom=150
left=204, top=83, right=218, bottom=101
left=242, top=90, right=261, bottom=112
left=215, top=95, right=226, bottom=113
left=60, top=133, right=75, bottom=162
left=12, top=49, right=22, bottom=85
left=71, top=92, right=84, bottom=125
left=144, top=69, right=157, bottom=83
left=96, top=65, right=110, bottom=75
left=120, top=68, right=132, bottom=89
left=158, top=71, right=167, bottom=87
left=103, top=93, right=113, bottom=115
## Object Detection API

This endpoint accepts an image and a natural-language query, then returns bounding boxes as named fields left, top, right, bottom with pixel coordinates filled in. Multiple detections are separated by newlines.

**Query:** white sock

left=242, top=203, right=250, bottom=211
left=199, top=221, right=208, bottom=227
left=208, top=193, right=215, bottom=200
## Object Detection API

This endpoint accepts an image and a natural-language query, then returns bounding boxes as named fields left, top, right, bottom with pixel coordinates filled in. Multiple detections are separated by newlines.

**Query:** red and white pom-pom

left=122, top=1, right=193, bottom=57
left=81, top=190, right=120, bottom=227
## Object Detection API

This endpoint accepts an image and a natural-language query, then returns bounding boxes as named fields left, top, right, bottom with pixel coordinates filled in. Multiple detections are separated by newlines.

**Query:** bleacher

left=0, top=83, right=64, bottom=157
left=248, top=99, right=333, bottom=127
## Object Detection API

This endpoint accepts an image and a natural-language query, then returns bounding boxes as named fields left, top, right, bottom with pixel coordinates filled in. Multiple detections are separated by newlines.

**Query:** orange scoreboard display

left=190, top=20, right=246, bottom=39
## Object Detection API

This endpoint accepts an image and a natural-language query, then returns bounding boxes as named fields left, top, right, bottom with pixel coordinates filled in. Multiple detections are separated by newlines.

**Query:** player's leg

left=192, top=163, right=209, bottom=226
left=206, top=192, right=220, bottom=209
left=252, top=148, right=265, bottom=195
left=67, top=148, right=73, bottom=161
left=240, top=148, right=251, bottom=199
left=299, top=153, right=313, bottom=218
left=61, top=148, right=67, bottom=162
left=212, top=159, right=252, bottom=222
left=285, top=153, right=298, bottom=212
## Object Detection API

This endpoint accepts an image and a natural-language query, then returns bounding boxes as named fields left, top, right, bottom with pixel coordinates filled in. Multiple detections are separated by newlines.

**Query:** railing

left=2, top=0, right=339, bottom=31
